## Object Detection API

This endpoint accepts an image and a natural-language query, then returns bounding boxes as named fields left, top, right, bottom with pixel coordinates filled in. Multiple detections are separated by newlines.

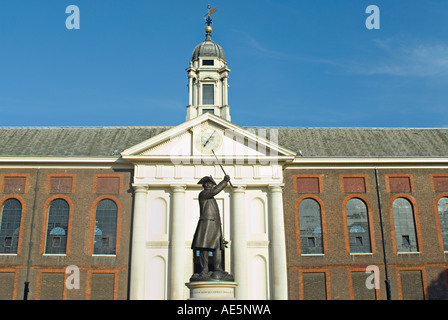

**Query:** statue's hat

left=198, top=175, right=216, bottom=185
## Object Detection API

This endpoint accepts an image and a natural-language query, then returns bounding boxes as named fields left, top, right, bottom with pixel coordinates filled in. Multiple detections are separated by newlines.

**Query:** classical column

left=130, top=184, right=148, bottom=300
left=188, top=76, right=193, bottom=106
left=223, top=76, right=228, bottom=106
left=168, top=184, right=187, bottom=300
left=269, top=184, right=288, bottom=299
left=231, top=185, right=248, bottom=299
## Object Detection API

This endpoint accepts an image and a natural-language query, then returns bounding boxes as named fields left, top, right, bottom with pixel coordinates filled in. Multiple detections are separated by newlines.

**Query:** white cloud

left=351, top=38, right=448, bottom=77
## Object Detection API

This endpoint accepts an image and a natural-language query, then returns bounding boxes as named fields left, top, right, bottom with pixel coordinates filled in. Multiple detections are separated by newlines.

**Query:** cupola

left=186, top=8, right=231, bottom=122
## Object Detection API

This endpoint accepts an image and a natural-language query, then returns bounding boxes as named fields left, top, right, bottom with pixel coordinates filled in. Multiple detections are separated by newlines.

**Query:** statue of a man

left=191, top=175, right=233, bottom=281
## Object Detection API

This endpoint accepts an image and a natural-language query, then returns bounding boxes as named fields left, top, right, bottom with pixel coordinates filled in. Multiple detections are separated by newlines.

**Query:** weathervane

left=204, top=4, right=217, bottom=35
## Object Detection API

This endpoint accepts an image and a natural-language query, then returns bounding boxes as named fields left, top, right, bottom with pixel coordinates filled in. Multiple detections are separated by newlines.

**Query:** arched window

left=346, top=198, right=372, bottom=253
left=94, top=199, right=117, bottom=255
left=45, top=199, right=69, bottom=254
left=437, top=197, right=448, bottom=251
left=299, top=198, right=323, bottom=254
left=392, top=197, right=418, bottom=252
left=0, top=199, right=22, bottom=254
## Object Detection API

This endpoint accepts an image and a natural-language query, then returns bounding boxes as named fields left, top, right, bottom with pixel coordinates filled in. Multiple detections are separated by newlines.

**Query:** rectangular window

left=101, top=237, right=110, bottom=248
left=202, top=59, right=214, bottom=66
left=52, top=237, right=61, bottom=248
left=308, top=237, right=315, bottom=247
left=202, top=84, right=214, bottom=105
left=202, top=109, right=214, bottom=114
left=402, top=235, right=410, bottom=246
left=356, top=236, right=363, bottom=246
left=3, top=237, right=12, bottom=248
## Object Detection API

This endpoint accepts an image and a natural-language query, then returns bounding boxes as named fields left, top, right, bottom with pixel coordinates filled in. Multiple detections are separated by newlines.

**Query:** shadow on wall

left=426, top=270, right=448, bottom=300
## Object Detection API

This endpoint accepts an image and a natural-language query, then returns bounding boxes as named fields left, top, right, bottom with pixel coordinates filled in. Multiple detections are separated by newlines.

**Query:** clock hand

left=203, top=130, right=216, bottom=148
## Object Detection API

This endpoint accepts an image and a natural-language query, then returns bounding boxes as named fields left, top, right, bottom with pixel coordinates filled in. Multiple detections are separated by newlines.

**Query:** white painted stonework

left=122, top=113, right=295, bottom=300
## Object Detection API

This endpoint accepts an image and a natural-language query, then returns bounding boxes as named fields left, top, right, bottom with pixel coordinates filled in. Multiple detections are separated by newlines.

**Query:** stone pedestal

left=185, top=281, right=238, bottom=300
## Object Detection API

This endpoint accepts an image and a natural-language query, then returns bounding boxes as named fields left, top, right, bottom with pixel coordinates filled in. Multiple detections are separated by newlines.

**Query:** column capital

left=268, top=184, right=284, bottom=193
left=232, top=185, right=246, bottom=193
left=132, top=184, right=149, bottom=193
left=170, top=184, right=187, bottom=193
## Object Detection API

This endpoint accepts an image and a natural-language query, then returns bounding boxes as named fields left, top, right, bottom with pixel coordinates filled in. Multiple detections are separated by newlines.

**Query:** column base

left=185, top=281, right=238, bottom=300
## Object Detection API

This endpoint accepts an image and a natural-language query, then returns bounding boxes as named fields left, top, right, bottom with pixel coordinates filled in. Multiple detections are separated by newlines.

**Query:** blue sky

left=0, top=0, right=447, bottom=128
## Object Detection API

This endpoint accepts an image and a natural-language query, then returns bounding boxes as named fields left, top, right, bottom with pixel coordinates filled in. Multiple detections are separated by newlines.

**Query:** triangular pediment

left=121, top=113, right=296, bottom=162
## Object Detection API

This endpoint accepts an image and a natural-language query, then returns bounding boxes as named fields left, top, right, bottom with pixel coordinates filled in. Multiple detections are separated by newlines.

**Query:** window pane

left=202, top=60, right=214, bottom=66
left=437, top=197, right=448, bottom=251
left=94, top=199, right=117, bottom=255
left=346, top=198, right=371, bottom=253
left=202, top=109, right=214, bottom=114
left=392, top=198, right=418, bottom=252
left=299, top=199, right=323, bottom=254
left=45, top=199, right=69, bottom=254
left=0, top=199, right=22, bottom=254
left=202, top=84, right=214, bottom=105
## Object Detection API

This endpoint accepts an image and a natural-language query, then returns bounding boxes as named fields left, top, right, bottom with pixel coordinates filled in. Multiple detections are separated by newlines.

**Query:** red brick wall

left=284, top=166, right=448, bottom=300
left=0, top=167, right=133, bottom=300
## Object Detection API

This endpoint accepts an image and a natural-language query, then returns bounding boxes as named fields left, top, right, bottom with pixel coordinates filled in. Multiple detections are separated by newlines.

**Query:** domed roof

left=191, top=34, right=226, bottom=62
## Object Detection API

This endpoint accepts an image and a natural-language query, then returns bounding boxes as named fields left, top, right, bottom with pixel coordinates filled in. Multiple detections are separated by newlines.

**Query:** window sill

left=301, top=254, right=325, bottom=257
left=92, top=254, right=116, bottom=257
left=397, top=251, right=420, bottom=255
left=0, top=253, right=18, bottom=256
left=43, top=254, right=67, bottom=256
left=350, top=252, right=373, bottom=256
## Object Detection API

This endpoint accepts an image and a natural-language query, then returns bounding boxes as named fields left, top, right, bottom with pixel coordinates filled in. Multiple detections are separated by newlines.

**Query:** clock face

left=194, top=126, right=223, bottom=154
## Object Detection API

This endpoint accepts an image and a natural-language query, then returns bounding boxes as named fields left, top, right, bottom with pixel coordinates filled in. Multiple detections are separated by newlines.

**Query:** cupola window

left=202, top=59, right=214, bottom=66
left=202, top=109, right=214, bottom=115
left=202, top=84, right=214, bottom=105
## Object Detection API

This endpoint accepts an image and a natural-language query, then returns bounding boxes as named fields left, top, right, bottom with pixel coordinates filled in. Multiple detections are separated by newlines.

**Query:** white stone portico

left=122, top=112, right=295, bottom=300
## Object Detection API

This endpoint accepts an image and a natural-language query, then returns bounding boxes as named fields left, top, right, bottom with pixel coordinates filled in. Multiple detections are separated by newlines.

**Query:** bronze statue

left=190, top=175, right=234, bottom=281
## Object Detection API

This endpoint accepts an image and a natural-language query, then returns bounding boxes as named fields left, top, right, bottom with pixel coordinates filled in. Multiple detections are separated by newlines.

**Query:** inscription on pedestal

left=186, top=281, right=238, bottom=300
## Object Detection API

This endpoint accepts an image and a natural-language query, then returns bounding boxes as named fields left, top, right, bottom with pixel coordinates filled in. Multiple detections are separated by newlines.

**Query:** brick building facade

left=1, top=17, right=448, bottom=300
left=1, top=127, right=447, bottom=300
left=0, top=166, right=134, bottom=300
left=284, top=167, right=448, bottom=300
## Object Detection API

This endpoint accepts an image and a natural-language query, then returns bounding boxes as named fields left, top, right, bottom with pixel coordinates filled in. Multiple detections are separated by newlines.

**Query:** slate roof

left=0, top=126, right=448, bottom=158
left=0, top=127, right=170, bottom=158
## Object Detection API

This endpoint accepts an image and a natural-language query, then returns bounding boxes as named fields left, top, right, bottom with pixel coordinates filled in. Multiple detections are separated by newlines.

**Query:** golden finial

left=204, top=4, right=216, bottom=35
